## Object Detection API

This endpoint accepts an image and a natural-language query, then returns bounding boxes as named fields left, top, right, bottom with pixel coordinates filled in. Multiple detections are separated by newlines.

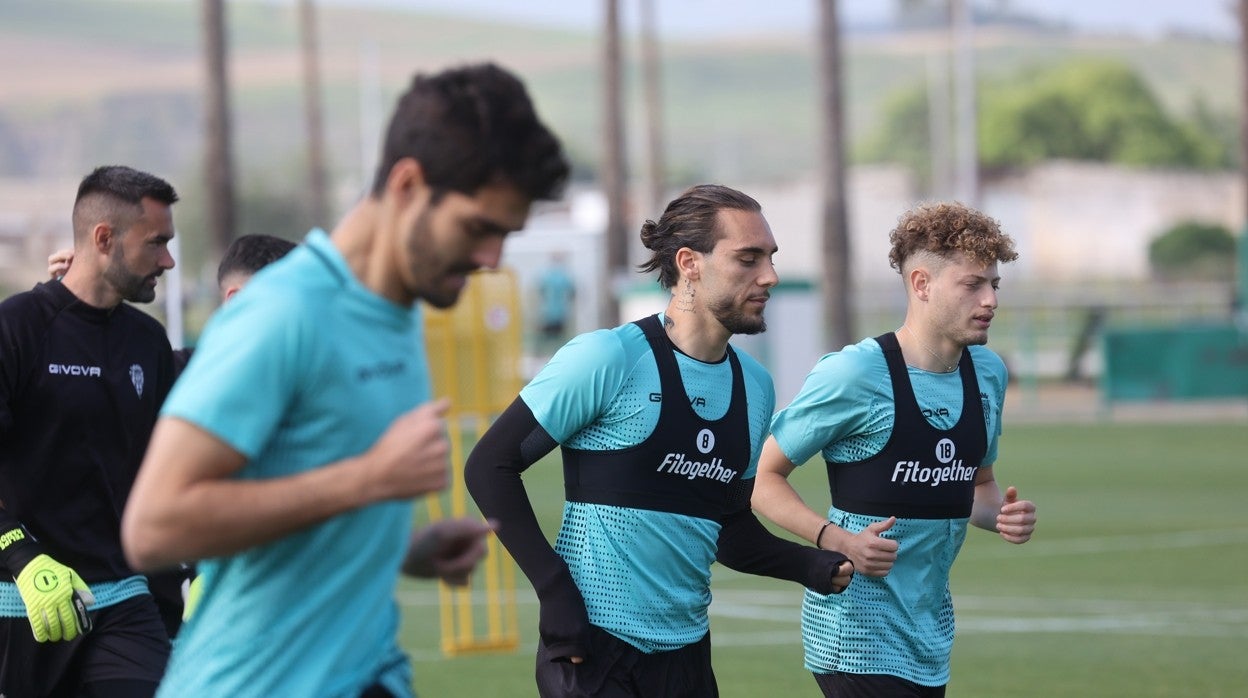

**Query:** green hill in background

left=0, top=1, right=1238, bottom=196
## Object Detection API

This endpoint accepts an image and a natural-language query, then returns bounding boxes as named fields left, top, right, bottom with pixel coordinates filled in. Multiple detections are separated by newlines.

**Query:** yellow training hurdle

left=422, top=268, right=524, bottom=656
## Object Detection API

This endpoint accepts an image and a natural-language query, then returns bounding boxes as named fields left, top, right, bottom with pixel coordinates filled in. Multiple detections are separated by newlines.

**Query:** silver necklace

left=901, top=324, right=959, bottom=373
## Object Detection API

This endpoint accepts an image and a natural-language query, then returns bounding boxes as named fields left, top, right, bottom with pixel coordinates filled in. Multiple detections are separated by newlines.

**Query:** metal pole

left=299, top=0, right=329, bottom=227
left=201, top=0, right=234, bottom=262
left=818, top=0, right=853, bottom=348
left=601, top=0, right=628, bottom=327
left=951, top=0, right=978, bottom=206
left=640, top=0, right=666, bottom=219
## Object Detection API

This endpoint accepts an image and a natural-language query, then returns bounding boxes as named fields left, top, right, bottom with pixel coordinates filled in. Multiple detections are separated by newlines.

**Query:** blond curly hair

left=888, top=201, right=1018, bottom=273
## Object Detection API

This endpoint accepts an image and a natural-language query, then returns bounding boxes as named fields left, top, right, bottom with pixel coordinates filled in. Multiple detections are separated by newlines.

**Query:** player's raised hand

left=996, top=486, right=1036, bottom=544
left=47, top=248, right=73, bottom=280
left=360, top=398, right=451, bottom=501
left=848, top=516, right=899, bottom=577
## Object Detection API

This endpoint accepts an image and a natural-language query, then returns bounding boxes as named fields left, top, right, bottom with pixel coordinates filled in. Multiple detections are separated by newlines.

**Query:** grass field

left=398, top=420, right=1247, bottom=697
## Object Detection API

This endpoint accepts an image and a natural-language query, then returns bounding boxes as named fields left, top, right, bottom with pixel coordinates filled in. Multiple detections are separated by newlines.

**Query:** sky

left=324, top=0, right=1239, bottom=41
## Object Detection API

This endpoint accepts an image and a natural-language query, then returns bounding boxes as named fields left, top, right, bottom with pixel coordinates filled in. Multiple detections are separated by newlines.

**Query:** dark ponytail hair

left=637, top=184, right=761, bottom=289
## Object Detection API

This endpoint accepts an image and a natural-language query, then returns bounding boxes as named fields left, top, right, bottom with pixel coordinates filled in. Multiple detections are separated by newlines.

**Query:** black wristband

left=815, top=520, right=833, bottom=549
left=0, top=524, right=42, bottom=577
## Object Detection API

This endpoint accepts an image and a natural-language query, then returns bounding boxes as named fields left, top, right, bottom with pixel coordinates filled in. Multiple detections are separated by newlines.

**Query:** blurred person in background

left=466, top=184, right=854, bottom=698
left=1, top=165, right=180, bottom=697
left=752, top=201, right=1037, bottom=698
left=533, top=251, right=576, bottom=354
left=121, top=62, right=569, bottom=698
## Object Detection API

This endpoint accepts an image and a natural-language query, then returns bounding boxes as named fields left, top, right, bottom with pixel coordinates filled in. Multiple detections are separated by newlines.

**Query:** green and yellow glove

left=0, top=524, right=94, bottom=642
left=14, top=554, right=95, bottom=642
left=182, top=574, right=203, bottom=622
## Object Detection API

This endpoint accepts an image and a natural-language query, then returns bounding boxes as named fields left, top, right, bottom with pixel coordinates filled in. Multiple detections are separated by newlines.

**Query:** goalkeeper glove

left=0, top=525, right=94, bottom=642
left=182, top=574, right=203, bottom=622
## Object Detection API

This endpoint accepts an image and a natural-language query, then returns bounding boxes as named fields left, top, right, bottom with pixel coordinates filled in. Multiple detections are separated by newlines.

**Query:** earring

left=677, top=278, right=695, bottom=312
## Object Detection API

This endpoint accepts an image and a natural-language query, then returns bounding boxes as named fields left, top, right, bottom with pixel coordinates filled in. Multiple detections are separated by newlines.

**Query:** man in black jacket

left=0, top=165, right=180, bottom=698
left=43, top=233, right=297, bottom=641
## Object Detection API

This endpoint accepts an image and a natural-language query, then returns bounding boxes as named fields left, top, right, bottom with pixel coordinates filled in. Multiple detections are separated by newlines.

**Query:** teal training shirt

left=156, top=230, right=428, bottom=698
left=520, top=314, right=775, bottom=652
left=769, top=337, right=1007, bottom=686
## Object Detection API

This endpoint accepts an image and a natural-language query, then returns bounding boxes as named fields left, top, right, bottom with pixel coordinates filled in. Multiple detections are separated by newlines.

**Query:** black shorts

left=535, top=625, right=717, bottom=698
left=814, top=671, right=946, bottom=698
left=0, top=594, right=171, bottom=698
left=145, top=564, right=194, bottom=639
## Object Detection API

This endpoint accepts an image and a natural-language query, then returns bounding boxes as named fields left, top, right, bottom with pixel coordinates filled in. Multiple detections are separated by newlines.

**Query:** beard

left=419, top=278, right=466, bottom=309
left=104, top=246, right=156, bottom=303
left=407, top=213, right=453, bottom=308
left=709, top=296, right=767, bottom=335
left=406, top=208, right=477, bottom=309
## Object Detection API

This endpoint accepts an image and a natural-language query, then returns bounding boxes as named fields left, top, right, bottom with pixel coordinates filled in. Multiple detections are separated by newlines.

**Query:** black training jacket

left=0, top=281, right=174, bottom=582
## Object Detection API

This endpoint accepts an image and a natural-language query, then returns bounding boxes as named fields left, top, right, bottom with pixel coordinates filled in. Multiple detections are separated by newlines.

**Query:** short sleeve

left=770, top=342, right=886, bottom=467
left=161, top=290, right=311, bottom=459
left=519, top=329, right=630, bottom=443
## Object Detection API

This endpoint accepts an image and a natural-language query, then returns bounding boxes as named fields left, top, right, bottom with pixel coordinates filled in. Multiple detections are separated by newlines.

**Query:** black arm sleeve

left=464, top=396, right=590, bottom=661
left=715, top=478, right=850, bottom=596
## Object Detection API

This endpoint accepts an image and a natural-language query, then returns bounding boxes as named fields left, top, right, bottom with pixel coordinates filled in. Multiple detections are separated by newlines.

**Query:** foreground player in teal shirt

left=753, top=202, right=1038, bottom=698
left=466, top=185, right=854, bottom=697
left=120, top=63, right=569, bottom=698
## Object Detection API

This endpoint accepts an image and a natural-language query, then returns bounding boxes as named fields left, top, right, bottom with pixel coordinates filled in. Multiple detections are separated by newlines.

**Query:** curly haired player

left=752, top=201, right=1038, bottom=698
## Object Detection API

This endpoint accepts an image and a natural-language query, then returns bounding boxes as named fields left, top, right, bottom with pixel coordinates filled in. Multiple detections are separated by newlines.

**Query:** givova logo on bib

left=656, top=428, right=737, bottom=483
left=891, top=437, right=976, bottom=487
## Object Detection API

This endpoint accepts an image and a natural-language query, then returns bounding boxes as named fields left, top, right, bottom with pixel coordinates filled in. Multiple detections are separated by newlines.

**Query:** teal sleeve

left=161, top=290, right=309, bottom=459
left=770, top=341, right=887, bottom=467
left=519, top=329, right=629, bottom=443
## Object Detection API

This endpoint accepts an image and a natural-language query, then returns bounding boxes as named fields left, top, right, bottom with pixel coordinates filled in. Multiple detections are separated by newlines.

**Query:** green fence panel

left=1102, top=324, right=1248, bottom=401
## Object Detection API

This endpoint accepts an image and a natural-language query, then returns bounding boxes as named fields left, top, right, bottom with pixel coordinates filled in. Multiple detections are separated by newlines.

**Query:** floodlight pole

left=927, top=47, right=953, bottom=199
left=600, top=0, right=628, bottom=328
left=299, top=0, right=329, bottom=228
left=1238, top=0, right=1248, bottom=321
left=818, top=0, right=853, bottom=349
left=202, top=0, right=235, bottom=264
left=640, top=0, right=666, bottom=220
left=951, top=0, right=978, bottom=207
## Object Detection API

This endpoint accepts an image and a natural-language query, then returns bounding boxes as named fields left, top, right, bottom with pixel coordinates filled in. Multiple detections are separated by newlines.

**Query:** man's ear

left=909, top=267, right=931, bottom=301
left=92, top=222, right=115, bottom=255
left=675, top=247, right=701, bottom=282
left=384, top=157, right=429, bottom=205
